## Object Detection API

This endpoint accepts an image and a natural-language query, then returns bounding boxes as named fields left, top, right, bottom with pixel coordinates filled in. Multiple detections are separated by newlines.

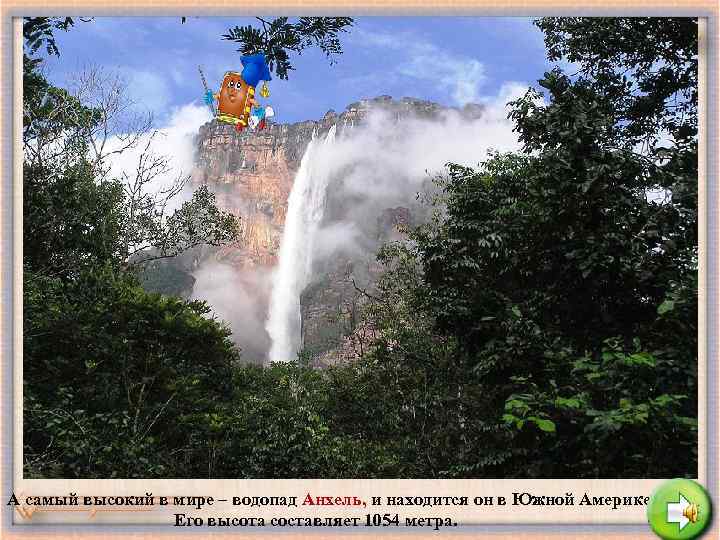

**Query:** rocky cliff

left=192, top=96, right=482, bottom=267
left=190, top=96, right=483, bottom=363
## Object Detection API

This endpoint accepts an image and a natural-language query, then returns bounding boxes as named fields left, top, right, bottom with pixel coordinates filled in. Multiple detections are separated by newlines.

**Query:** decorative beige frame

left=1, top=3, right=717, bottom=539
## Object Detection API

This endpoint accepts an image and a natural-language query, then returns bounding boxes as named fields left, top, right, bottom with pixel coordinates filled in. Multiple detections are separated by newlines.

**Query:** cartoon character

left=202, top=54, right=272, bottom=132
left=248, top=105, right=275, bottom=130
left=248, top=107, right=262, bottom=130
left=261, top=106, right=275, bottom=129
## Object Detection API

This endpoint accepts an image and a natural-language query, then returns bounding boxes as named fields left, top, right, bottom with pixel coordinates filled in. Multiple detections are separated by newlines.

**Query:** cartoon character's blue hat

left=241, top=54, right=272, bottom=88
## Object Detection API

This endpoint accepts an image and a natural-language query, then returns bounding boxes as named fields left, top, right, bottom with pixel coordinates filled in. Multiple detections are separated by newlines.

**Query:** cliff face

left=192, top=121, right=313, bottom=268
left=299, top=206, right=411, bottom=367
left=191, top=96, right=482, bottom=362
left=192, top=96, right=482, bottom=268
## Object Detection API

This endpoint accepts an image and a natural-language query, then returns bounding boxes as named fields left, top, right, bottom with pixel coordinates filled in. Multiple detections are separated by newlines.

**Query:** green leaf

left=626, top=352, right=656, bottom=367
left=554, top=397, right=581, bottom=409
left=657, top=300, right=675, bottom=315
left=534, top=418, right=556, bottom=432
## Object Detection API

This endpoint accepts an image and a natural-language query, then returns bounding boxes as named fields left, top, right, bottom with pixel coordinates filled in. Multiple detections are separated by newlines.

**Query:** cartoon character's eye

left=228, top=81, right=235, bottom=89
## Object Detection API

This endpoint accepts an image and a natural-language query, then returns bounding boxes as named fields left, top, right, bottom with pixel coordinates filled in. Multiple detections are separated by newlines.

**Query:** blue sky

left=40, top=17, right=553, bottom=125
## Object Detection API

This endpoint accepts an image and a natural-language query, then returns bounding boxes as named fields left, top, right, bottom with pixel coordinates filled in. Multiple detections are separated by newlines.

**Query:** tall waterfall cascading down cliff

left=265, top=125, right=337, bottom=362
left=189, top=96, right=513, bottom=364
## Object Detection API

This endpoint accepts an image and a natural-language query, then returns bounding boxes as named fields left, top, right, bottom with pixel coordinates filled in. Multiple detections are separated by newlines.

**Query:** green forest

left=23, top=17, right=698, bottom=478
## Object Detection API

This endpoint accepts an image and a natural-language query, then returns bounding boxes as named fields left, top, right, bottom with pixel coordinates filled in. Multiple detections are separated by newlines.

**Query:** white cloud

left=351, top=28, right=487, bottom=106
left=398, top=45, right=486, bottom=105
left=103, top=102, right=212, bottom=213
left=478, top=81, right=533, bottom=120
left=122, top=68, right=172, bottom=114
left=163, top=101, right=213, bottom=138
left=169, top=67, right=185, bottom=86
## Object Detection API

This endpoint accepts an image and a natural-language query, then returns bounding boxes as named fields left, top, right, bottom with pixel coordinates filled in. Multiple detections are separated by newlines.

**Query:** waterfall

left=265, top=125, right=337, bottom=362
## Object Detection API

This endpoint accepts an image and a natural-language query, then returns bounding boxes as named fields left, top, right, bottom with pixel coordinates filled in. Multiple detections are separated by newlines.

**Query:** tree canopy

left=23, top=17, right=92, bottom=57
left=222, top=17, right=354, bottom=80
left=23, top=23, right=243, bottom=477
left=352, top=16, right=698, bottom=477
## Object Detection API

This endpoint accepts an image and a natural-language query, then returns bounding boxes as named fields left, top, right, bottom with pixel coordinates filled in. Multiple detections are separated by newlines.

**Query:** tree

left=222, top=17, right=354, bottom=80
left=24, top=269, right=239, bottom=478
left=23, top=15, right=698, bottom=480
left=23, top=17, right=92, bottom=58
left=536, top=18, right=697, bottom=147
left=534, top=17, right=697, bottom=236
left=23, top=63, right=240, bottom=276
left=360, top=17, right=697, bottom=478
left=23, top=39, right=243, bottom=478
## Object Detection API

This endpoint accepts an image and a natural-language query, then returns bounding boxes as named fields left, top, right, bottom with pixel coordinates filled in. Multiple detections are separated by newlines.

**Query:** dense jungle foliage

left=24, top=17, right=697, bottom=478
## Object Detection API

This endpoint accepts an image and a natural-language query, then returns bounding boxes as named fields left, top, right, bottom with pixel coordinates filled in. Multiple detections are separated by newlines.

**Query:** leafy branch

left=23, top=17, right=93, bottom=57
left=222, top=17, right=353, bottom=80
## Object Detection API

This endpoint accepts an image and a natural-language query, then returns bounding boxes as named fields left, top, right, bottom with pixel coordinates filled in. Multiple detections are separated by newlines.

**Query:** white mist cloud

left=104, top=102, right=211, bottom=214
left=266, top=84, right=528, bottom=361
left=479, top=81, right=534, bottom=119
left=122, top=68, right=173, bottom=113
left=104, top=85, right=531, bottom=364
left=314, top=221, right=364, bottom=261
left=352, top=28, right=488, bottom=106
left=192, top=261, right=273, bottom=363
left=322, top=84, right=525, bottom=215
left=104, top=102, right=278, bottom=361
left=316, top=101, right=520, bottom=260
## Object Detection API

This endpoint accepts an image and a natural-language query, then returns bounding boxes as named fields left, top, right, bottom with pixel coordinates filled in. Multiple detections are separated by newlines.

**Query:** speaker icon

left=682, top=500, right=699, bottom=524
left=648, top=478, right=712, bottom=540
left=667, top=493, right=699, bottom=531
